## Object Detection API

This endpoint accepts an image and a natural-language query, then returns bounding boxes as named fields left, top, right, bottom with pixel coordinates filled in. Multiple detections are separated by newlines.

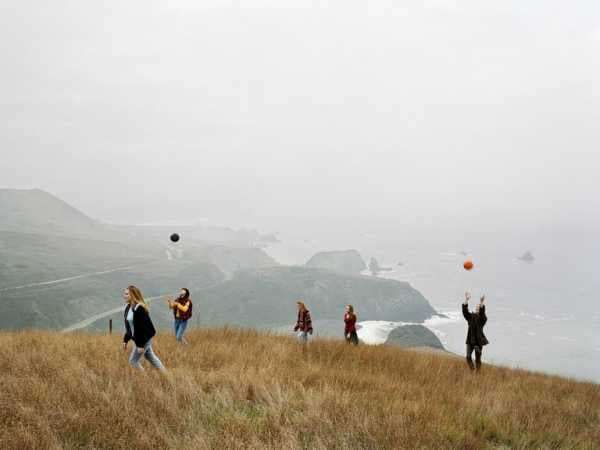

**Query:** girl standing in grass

left=344, top=304, right=359, bottom=345
left=123, top=285, right=165, bottom=371
left=293, top=300, right=313, bottom=344
left=167, top=288, right=193, bottom=344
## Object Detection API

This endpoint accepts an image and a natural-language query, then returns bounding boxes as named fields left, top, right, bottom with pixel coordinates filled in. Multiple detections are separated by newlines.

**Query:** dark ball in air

left=170, top=233, right=180, bottom=243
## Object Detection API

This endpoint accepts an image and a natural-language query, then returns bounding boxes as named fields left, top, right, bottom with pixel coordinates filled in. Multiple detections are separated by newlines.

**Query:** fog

left=2, top=0, right=599, bottom=235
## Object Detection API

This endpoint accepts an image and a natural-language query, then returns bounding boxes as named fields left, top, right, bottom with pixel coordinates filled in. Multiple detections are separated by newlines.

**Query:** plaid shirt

left=294, top=309, right=313, bottom=333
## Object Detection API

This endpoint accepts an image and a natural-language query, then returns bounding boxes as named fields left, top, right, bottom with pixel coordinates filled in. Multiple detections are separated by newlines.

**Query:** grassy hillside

left=0, top=329, right=598, bottom=449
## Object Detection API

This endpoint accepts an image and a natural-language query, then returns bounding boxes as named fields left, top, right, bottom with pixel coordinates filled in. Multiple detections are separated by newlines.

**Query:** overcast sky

left=1, top=0, right=599, bottom=234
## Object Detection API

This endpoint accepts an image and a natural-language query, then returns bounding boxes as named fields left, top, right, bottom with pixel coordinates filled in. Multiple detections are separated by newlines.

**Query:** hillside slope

left=385, top=324, right=445, bottom=350
left=197, top=266, right=436, bottom=329
left=0, top=329, right=598, bottom=449
left=305, top=249, right=366, bottom=275
left=0, top=188, right=100, bottom=236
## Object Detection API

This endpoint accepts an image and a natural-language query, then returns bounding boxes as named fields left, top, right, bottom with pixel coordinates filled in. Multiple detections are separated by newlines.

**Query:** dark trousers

left=466, top=344, right=482, bottom=371
left=346, top=331, right=358, bottom=345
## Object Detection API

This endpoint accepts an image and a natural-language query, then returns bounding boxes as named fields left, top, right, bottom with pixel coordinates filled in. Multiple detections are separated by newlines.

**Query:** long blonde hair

left=296, top=300, right=307, bottom=312
left=128, top=285, right=149, bottom=311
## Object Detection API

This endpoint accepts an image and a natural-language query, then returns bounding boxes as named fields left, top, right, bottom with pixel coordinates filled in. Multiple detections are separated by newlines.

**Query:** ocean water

left=265, top=227, right=600, bottom=382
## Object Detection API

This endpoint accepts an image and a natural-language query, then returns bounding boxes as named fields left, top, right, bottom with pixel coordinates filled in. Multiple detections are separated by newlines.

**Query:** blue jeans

left=296, top=331, right=309, bottom=344
left=174, top=319, right=189, bottom=343
left=129, top=339, right=165, bottom=371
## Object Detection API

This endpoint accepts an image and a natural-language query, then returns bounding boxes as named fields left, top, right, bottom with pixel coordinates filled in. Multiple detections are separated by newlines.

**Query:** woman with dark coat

left=344, top=305, right=359, bottom=345
left=293, top=301, right=313, bottom=344
left=123, top=285, right=165, bottom=371
left=462, top=292, right=488, bottom=371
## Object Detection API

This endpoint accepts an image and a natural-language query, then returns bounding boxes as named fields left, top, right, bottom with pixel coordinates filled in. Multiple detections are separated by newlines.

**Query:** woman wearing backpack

left=122, top=285, right=165, bottom=371
left=167, top=288, right=193, bottom=344
left=344, top=304, right=359, bottom=345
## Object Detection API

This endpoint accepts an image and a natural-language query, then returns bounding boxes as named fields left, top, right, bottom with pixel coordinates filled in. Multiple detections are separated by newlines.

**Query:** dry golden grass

left=0, top=328, right=598, bottom=449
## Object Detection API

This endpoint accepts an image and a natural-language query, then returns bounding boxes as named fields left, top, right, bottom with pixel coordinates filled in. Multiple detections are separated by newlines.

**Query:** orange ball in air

left=463, top=260, right=474, bottom=271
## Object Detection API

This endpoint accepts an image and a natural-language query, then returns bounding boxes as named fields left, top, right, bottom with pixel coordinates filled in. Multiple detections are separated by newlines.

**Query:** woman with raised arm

left=462, top=292, right=488, bottom=372
left=167, top=288, right=193, bottom=344
left=123, top=285, right=165, bottom=371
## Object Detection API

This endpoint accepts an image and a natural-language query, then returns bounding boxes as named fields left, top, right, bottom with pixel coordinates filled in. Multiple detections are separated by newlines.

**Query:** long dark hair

left=179, top=288, right=190, bottom=301
left=346, top=304, right=356, bottom=319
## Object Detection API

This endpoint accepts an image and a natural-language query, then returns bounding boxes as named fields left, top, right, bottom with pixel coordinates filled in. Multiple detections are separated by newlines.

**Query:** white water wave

left=357, top=312, right=461, bottom=346
left=424, top=310, right=461, bottom=327
left=422, top=310, right=462, bottom=345
left=356, top=321, right=412, bottom=345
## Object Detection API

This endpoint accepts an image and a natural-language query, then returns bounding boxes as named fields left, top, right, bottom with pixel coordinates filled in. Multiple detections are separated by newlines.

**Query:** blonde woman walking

left=123, top=285, right=165, bottom=371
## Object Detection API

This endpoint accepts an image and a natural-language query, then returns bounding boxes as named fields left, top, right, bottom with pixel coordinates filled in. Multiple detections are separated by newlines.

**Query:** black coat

left=123, top=304, right=156, bottom=348
left=462, top=303, right=489, bottom=346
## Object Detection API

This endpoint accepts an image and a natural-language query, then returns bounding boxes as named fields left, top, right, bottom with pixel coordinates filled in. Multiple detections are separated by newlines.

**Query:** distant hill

left=385, top=325, right=445, bottom=350
left=0, top=189, right=279, bottom=330
left=0, top=255, right=226, bottom=330
left=0, top=230, right=160, bottom=290
left=192, top=245, right=278, bottom=277
left=0, top=188, right=101, bottom=236
left=1, top=328, right=598, bottom=449
left=0, top=188, right=278, bottom=248
left=305, top=249, right=366, bottom=275
left=196, top=266, right=436, bottom=329
left=83, top=266, right=437, bottom=347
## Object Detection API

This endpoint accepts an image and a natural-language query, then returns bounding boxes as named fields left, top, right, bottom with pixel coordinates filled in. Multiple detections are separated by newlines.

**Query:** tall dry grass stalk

left=0, top=328, right=598, bottom=449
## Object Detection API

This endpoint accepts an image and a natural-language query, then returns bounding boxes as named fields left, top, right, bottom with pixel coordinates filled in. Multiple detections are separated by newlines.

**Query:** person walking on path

left=462, top=292, right=488, bottom=372
left=123, top=285, right=165, bottom=371
left=167, top=288, right=193, bottom=344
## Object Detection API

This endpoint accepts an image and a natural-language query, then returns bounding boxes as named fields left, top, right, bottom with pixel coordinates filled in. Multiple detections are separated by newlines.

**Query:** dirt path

left=61, top=294, right=168, bottom=333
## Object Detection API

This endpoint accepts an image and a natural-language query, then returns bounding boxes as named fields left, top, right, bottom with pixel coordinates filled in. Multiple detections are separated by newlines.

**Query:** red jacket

left=344, top=313, right=357, bottom=334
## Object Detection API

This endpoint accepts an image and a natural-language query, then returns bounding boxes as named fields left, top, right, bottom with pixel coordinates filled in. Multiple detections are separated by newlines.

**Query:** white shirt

left=127, top=305, right=135, bottom=334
